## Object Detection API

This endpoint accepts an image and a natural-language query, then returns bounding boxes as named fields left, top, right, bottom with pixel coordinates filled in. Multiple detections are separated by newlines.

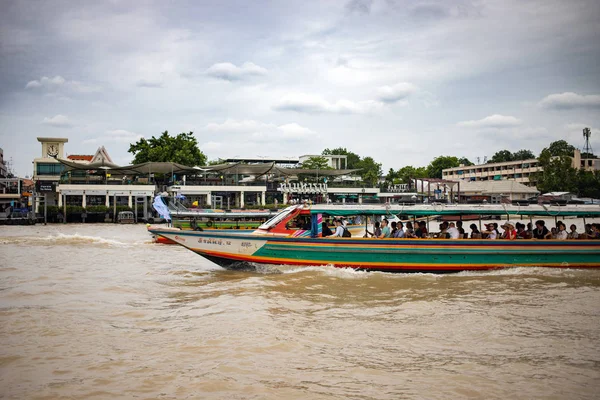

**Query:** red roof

left=67, top=155, right=93, bottom=161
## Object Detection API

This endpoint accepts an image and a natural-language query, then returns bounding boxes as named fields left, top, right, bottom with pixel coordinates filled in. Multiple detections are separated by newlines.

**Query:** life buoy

left=205, top=220, right=213, bottom=228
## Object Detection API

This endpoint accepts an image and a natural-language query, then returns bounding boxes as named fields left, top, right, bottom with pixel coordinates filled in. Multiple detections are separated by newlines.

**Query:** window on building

left=36, top=163, right=65, bottom=176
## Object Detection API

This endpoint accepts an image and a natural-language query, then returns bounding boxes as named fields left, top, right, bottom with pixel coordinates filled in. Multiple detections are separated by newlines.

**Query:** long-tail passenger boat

left=148, top=203, right=600, bottom=272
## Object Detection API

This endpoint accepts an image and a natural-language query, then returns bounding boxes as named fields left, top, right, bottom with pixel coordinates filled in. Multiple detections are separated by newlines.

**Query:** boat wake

left=243, top=264, right=597, bottom=280
left=0, top=233, right=136, bottom=247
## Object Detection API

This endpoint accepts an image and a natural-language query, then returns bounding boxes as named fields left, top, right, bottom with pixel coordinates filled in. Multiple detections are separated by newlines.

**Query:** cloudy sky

left=1, top=0, right=599, bottom=177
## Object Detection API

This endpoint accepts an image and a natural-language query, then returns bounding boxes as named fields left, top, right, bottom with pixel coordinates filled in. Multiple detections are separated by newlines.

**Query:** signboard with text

left=37, top=181, right=56, bottom=193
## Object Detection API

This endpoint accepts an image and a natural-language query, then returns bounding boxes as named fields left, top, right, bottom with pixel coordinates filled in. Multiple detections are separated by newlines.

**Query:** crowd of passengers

left=321, top=218, right=600, bottom=240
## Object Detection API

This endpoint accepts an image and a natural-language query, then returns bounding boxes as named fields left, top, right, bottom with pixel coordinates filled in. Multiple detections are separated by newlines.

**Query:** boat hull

left=149, top=228, right=600, bottom=272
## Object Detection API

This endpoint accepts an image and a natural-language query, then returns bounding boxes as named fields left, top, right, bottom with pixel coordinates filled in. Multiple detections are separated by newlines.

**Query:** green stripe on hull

left=253, top=244, right=599, bottom=266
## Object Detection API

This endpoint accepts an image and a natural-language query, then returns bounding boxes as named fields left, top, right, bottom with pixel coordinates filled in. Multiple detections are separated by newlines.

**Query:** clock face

left=47, top=144, right=58, bottom=156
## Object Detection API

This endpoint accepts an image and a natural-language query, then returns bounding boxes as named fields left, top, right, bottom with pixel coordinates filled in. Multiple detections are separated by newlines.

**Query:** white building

left=442, top=149, right=600, bottom=186
left=32, top=137, right=154, bottom=211
left=299, top=154, right=348, bottom=169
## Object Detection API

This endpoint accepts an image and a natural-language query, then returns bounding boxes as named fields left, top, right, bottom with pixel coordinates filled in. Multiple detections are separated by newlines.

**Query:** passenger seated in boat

left=500, top=221, right=516, bottom=240
left=550, top=227, right=558, bottom=239
left=533, top=220, right=551, bottom=239
left=390, top=221, right=398, bottom=237
left=365, top=221, right=381, bottom=238
left=322, top=221, right=333, bottom=237
left=567, top=224, right=579, bottom=239
left=469, top=224, right=482, bottom=239
left=456, top=221, right=466, bottom=239
left=555, top=221, right=568, bottom=240
left=394, top=221, right=405, bottom=238
left=583, top=224, right=593, bottom=238
left=525, top=222, right=534, bottom=239
left=302, top=218, right=312, bottom=230
left=590, top=224, right=600, bottom=239
left=483, top=223, right=497, bottom=239
left=446, top=222, right=460, bottom=239
left=436, top=222, right=449, bottom=239
left=405, top=221, right=415, bottom=238
left=331, top=219, right=345, bottom=237
left=415, top=221, right=428, bottom=238
left=379, top=218, right=391, bottom=238
left=516, top=223, right=528, bottom=239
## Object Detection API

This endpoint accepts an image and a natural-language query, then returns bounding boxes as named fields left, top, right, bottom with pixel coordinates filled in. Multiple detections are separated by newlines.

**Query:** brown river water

left=1, top=224, right=599, bottom=399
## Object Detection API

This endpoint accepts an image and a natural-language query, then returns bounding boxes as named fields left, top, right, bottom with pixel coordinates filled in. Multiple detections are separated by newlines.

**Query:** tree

left=512, top=149, right=535, bottom=161
left=396, top=165, right=427, bottom=184
left=546, top=140, right=575, bottom=157
left=458, top=157, right=474, bottom=166
left=576, top=169, right=600, bottom=198
left=301, top=156, right=331, bottom=170
left=488, top=150, right=514, bottom=163
left=128, top=131, right=207, bottom=166
left=426, top=156, right=460, bottom=178
left=322, top=147, right=361, bottom=169
left=536, top=155, right=578, bottom=193
left=384, top=168, right=399, bottom=185
left=357, top=157, right=382, bottom=186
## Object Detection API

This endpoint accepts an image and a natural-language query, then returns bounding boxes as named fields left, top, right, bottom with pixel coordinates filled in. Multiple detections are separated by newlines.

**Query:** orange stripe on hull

left=194, top=249, right=600, bottom=271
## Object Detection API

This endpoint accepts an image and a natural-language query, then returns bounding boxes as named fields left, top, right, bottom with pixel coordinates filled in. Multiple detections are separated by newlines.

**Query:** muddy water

left=1, top=224, right=599, bottom=399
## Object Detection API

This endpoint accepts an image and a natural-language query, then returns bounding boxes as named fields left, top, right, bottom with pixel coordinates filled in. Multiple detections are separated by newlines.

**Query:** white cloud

left=377, top=82, right=418, bottom=103
left=203, top=119, right=318, bottom=143
left=205, top=119, right=270, bottom=133
left=457, top=114, right=522, bottom=129
left=274, top=93, right=382, bottom=114
left=206, top=62, right=268, bottom=81
left=41, top=114, right=73, bottom=128
left=25, top=75, right=101, bottom=93
left=83, top=129, right=144, bottom=145
left=539, top=92, right=600, bottom=109
left=136, top=78, right=163, bottom=88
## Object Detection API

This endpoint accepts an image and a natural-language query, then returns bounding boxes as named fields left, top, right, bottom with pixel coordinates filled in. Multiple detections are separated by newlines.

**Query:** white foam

left=14, top=232, right=134, bottom=247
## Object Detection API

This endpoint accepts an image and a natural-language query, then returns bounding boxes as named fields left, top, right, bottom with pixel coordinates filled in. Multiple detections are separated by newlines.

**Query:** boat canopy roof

left=306, top=204, right=600, bottom=218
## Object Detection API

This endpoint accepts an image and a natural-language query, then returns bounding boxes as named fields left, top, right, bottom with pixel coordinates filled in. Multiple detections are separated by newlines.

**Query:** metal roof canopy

left=55, top=159, right=360, bottom=177
left=306, top=203, right=600, bottom=217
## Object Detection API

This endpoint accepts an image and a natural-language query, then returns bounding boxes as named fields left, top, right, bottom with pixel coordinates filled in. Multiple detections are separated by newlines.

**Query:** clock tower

left=38, top=137, right=68, bottom=159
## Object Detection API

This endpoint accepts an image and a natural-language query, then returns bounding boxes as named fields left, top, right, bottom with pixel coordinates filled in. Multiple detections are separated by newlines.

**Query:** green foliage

left=385, top=166, right=428, bottom=184
left=546, top=140, right=575, bottom=157
left=426, top=156, right=460, bottom=178
left=298, top=156, right=332, bottom=182
left=357, top=157, right=382, bottom=186
left=301, top=156, right=332, bottom=170
left=458, top=157, right=474, bottom=166
left=488, top=149, right=535, bottom=163
left=512, top=149, right=536, bottom=161
left=128, top=131, right=207, bottom=166
left=114, top=205, right=133, bottom=213
left=86, top=205, right=109, bottom=213
left=576, top=170, right=600, bottom=198
left=322, top=147, right=361, bottom=169
left=46, top=205, right=60, bottom=214
left=489, top=150, right=514, bottom=163
left=65, top=205, right=85, bottom=215
left=536, top=156, right=578, bottom=193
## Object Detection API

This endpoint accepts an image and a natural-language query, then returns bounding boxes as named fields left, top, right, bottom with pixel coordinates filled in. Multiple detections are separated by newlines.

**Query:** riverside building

left=442, top=149, right=600, bottom=186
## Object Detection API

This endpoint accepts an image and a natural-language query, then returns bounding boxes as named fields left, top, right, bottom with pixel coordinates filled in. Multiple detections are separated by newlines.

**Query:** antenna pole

left=582, top=127, right=593, bottom=156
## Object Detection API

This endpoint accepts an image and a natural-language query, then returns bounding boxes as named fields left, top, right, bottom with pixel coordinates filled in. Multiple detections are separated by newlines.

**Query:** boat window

left=258, top=206, right=299, bottom=230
